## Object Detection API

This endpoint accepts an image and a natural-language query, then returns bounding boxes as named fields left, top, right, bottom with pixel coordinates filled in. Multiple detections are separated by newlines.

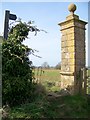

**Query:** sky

left=0, top=1, right=89, bottom=67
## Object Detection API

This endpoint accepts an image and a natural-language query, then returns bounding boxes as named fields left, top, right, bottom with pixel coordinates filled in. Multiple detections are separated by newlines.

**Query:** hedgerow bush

left=2, top=21, right=39, bottom=106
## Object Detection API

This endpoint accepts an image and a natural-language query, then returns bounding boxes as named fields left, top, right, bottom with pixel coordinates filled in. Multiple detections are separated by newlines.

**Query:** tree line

left=34, top=62, right=61, bottom=69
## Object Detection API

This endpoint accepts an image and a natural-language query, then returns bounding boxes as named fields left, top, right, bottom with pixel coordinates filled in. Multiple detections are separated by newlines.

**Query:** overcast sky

left=0, top=1, right=88, bottom=67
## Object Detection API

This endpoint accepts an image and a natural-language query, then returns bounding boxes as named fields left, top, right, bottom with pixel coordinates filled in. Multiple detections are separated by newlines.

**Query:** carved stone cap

left=66, top=14, right=79, bottom=20
left=66, top=3, right=78, bottom=20
left=68, top=3, right=77, bottom=14
left=58, top=3, right=87, bottom=27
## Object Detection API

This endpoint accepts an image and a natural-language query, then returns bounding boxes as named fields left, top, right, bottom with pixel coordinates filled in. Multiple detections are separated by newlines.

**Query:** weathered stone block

left=61, top=58, right=75, bottom=66
left=75, top=52, right=85, bottom=59
left=68, top=46, right=75, bottom=52
left=61, top=39, right=74, bottom=48
left=61, top=27, right=74, bottom=35
left=66, top=14, right=79, bottom=20
left=61, top=65, right=75, bottom=72
left=62, top=52, right=75, bottom=59
left=60, top=75, right=75, bottom=93
left=74, top=21, right=86, bottom=29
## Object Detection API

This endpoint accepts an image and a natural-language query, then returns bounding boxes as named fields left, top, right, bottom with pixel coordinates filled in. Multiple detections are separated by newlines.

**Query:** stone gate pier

left=58, top=3, right=87, bottom=94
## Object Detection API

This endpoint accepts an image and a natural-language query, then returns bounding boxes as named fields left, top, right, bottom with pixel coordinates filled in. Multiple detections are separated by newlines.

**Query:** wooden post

left=4, top=10, right=10, bottom=40
left=84, top=68, right=87, bottom=94
left=3, top=10, right=17, bottom=40
left=87, top=68, right=90, bottom=94
left=82, top=68, right=87, bottom=94
left=79, top=68, right=83, bottom=94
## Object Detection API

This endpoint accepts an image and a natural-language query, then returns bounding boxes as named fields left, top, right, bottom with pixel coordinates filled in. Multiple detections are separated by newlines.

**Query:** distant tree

left=55, top=62, right=61, bottom=69
left=41, top=62, right=50, bottom=69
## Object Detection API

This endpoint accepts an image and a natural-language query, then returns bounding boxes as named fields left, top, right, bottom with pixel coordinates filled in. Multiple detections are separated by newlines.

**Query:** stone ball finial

left=68, top=3, right=77, bottom=14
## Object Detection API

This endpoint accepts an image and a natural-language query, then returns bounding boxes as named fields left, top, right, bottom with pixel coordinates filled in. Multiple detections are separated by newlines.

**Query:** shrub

left=2, top=21, right=39, bottom=106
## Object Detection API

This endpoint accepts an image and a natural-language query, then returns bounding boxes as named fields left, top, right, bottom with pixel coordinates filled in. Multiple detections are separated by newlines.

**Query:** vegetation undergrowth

left=8, top=83, right=90, bottom=118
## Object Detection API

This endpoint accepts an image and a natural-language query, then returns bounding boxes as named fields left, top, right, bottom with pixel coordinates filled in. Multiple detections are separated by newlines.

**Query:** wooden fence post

left=80, top=68, right=87, bottom=95
left=79, top=68, right=83, bottom=94
left=83, top=68, right=87, bottom=94
left=87, top=68, right=90, bottom=94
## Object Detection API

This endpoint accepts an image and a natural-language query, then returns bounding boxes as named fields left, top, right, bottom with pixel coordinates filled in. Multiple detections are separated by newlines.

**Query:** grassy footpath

left=7, top=69, right=90, bottom=118
left=8, top=88, right=89, bottom=118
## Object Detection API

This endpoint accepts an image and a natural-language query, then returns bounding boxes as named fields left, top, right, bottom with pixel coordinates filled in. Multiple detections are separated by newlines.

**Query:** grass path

left=9, top=86, right=89, bottom=118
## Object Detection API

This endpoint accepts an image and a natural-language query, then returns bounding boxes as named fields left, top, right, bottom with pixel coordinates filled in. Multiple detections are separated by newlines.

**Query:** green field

left=88, top=69, right=90, bottom=75
left=34, top=68, right=90, bottom=94
left=34, top=68, right=61, bottom=92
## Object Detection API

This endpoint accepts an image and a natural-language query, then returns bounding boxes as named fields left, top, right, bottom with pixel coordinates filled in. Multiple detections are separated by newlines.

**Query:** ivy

left=2, top=21, right=40, bottom=106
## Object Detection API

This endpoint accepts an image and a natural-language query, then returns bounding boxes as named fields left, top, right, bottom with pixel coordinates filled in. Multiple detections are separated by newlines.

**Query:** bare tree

left=41, top=62, right=50, bottom=69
